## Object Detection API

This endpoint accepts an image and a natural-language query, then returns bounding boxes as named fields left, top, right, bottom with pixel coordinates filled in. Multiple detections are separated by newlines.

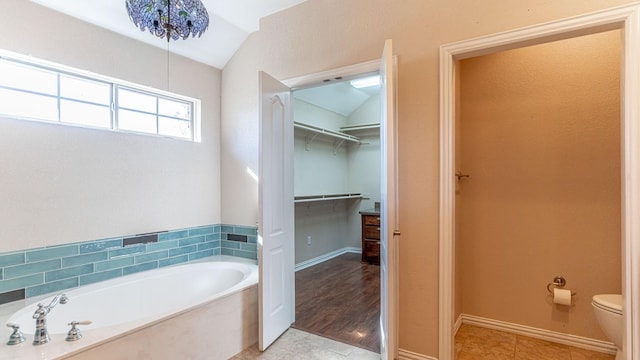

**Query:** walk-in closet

left=290, top=74, right=382, bottom=352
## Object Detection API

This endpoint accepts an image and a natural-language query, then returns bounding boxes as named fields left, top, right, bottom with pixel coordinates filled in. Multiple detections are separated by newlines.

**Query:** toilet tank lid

left=593, top=294, right=622, bottom=312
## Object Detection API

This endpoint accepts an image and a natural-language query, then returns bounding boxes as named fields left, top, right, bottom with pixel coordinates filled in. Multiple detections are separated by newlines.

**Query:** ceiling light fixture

left=350, top=75, right=381, bottom=89
left=125, top=0, right=210, bottom=42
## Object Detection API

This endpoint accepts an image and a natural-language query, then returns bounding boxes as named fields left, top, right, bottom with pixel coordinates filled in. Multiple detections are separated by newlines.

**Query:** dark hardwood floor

left=292, top=252, right=381, bottom=353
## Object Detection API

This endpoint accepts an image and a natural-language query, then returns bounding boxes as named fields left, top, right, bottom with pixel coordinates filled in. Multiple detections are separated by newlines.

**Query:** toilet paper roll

left=553, top=288, right=572, bottom=306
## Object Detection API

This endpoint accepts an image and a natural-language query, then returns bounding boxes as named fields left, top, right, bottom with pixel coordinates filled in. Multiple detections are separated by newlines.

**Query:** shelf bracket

left=333, top=139, right=346, bottom=155
left=305, top=133, right=319, bottom=151
left=295, top=122, right=361, bottom=152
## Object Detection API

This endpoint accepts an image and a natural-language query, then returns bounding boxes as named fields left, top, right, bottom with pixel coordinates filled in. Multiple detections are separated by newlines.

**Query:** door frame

left=282, top=58, right=398, bottom=358
left=439, top=4, right=640, bottom=360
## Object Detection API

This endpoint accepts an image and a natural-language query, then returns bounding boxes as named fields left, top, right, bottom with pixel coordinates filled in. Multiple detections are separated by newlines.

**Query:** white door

left=258, top=71, right=295, bottom=351
left=380, top=39, right=398, bottom=360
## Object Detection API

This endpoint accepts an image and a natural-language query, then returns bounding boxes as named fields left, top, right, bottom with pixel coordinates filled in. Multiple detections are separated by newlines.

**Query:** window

left=117, top=88, right=193, bottom=140
left=0, top=51, right=200, bottom=142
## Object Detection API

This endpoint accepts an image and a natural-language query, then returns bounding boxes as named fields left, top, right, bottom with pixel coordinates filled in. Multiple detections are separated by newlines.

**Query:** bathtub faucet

left=32, top=293, right=68, bottom=345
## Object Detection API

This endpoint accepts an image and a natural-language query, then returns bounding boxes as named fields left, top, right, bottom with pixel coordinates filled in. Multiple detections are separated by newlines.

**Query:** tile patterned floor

left=455, top=324, right=616, bottom=360
left=232, top=328, right=380, bottom=360
left=234, top=324, right=614, bottom=360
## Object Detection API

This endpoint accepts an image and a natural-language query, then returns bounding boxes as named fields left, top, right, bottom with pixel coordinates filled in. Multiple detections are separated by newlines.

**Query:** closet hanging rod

left=340, top=123, right=381, bottom=132
left=294, top=121, right=361, bottom=144
left=294, top=193, right=363, bottom=203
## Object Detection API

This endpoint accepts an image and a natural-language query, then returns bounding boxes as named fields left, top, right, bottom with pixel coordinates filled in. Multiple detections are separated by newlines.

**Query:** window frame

left=0, top=49, right=201, bottom=142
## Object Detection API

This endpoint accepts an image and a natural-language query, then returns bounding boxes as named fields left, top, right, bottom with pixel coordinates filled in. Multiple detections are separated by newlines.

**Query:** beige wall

left=457, top=30, right=622, bottom=340
left=221, top=0, right=634, bottom=356
left=0, top=1, right=221, bottom=252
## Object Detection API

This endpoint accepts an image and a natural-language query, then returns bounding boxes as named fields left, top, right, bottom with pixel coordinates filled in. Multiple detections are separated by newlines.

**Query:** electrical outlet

left=307, top=235, right=312, bottom=246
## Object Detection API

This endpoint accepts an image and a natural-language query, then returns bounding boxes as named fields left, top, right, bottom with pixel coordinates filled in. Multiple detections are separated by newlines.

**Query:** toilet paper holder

left=546, top=276, right=576, bottom=296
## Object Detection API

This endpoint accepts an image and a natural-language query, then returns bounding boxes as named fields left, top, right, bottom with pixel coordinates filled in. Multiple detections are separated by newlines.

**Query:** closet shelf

left=340, top=123, right=381, bottom=132
left=294, top=193, right=363, bottom=203
left=294, top=121, right=361, bottom=143
left=294, top=121, right=362, bottom=153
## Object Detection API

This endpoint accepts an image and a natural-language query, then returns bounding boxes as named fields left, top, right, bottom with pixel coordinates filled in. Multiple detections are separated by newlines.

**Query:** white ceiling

left=30, top=0, right=308, bottom=69
left=29, top=0, right=375, bottom=115
left=294, top=81, right=380, bottom=117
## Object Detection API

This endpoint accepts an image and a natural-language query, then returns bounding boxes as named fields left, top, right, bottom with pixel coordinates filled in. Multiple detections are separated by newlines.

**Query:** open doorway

left=289, top=73, right=383, bottom=353
left=439, top=5, right=640, bottom=360
left=259, top=41, right=397, bottom=357
left=455, top=29, right=621, bottom=359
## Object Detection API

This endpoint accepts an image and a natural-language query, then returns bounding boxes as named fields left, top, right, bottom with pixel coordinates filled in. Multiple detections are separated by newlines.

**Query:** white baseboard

left=294, top=247, right=361, bottom=272
left=461, top=314, right=617, bottom=355
left=398, top=348, right=438, bottom=360
left=454, top=313, right=463, bottom=335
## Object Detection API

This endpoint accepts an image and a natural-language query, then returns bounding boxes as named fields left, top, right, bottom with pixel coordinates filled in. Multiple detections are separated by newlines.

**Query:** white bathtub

left=0, top=256, right=258, bottom=360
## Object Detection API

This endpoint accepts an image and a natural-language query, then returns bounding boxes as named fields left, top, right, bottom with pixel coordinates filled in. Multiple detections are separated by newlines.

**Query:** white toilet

left=592, top=294, right=623, bottom=360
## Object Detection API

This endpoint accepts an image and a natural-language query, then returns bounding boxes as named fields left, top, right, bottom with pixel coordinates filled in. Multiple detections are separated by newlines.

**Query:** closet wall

left=346, top=95, right=381, bottom=248
left=294, top=99, right=349, bottom=196
left=294, top=95, right=381, bottom=265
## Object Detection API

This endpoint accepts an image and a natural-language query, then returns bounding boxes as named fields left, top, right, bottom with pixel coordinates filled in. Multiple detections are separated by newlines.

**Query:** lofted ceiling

left=28, top=0, right=376, bottom=116
left=29, top=0, right=308, bottom=69
left=294, top=80, right=380, bottom=117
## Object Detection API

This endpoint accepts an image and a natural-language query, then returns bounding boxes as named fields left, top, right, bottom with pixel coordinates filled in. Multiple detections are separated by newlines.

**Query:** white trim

left=454, top=314, right=463, bottom=335
left=438, top=17, right=457, bottom=360
left=294, top=247, right=361, bottom=272
left=283, top=60, right=380, bottom=90
left=621, top=5, right=640, bottom=360
left=397, top=349, right=438, bottom=360
left=460, top=314, right=617, bottom=355
left=439, top=4, right=640, bottom=360
left=283, top=57, right=399, bottom=360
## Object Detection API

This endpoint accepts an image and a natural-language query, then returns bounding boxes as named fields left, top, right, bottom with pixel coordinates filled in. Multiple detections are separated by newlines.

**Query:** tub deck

left=0, top=256, right=258, bottom=360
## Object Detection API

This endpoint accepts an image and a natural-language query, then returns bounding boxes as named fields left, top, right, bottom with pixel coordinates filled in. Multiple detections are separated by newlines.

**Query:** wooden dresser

left=360, top=210, right=381, bottom=265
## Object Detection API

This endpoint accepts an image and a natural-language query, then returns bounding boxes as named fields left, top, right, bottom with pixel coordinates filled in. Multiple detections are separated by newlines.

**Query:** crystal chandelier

left=125, top=0, right=210, bottom=42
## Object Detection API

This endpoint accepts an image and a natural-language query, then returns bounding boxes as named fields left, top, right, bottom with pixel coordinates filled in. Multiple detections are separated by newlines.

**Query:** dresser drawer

left=363, top=215, right=381, bottom=226
left=363, top=225, right=380, bottom=240
left=361, top=213, right=381, bottom=264
left=363, top=239, right=380, bottom=264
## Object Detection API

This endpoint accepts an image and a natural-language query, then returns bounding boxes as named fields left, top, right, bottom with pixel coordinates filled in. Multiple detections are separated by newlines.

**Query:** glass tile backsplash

left=0, top=224, right=257, bottom=303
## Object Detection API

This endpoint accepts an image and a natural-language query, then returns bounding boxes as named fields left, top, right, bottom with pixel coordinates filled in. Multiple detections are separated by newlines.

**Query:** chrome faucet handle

left=32, top=294, right=69, bottom=319
left=31, top=294, right=68, bottom=345
left=65, top=320, right=92, bottom=342
left=32, top=303, right=49, bottom=320
left=47, top=293, right=67, bottom=309
left=6, top=323, right=26, bottom=345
